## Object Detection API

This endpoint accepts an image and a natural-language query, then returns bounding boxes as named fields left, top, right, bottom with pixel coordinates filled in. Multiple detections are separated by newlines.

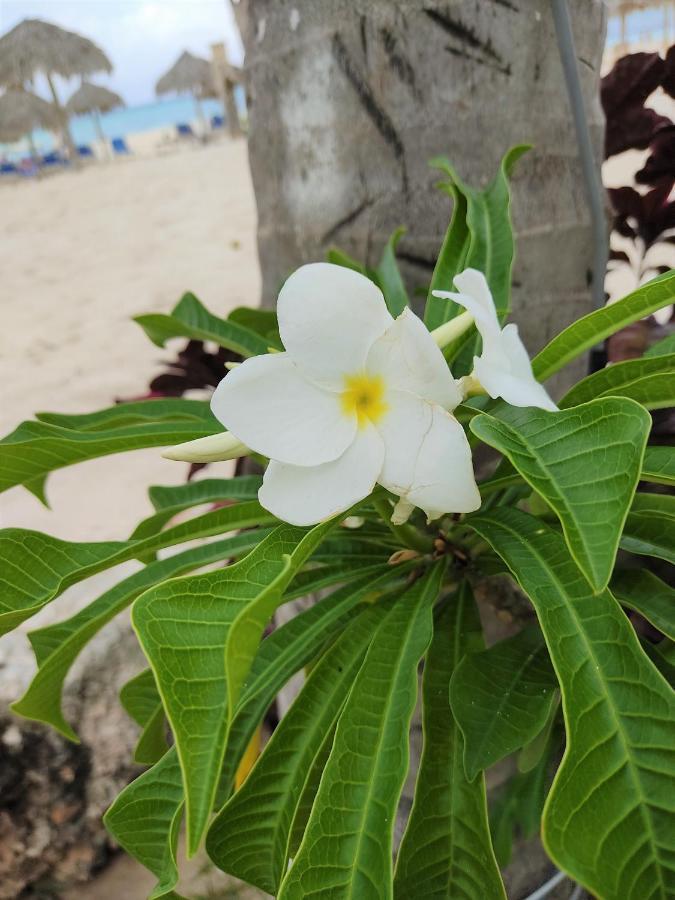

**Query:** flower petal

left=474, top=324, right=557, bottom=411
left=259, top=424, right=384, bottom=525
left=277, top=263, right=393, bottom=387
left=433, top=268, right=501, bottom=341
left=211, top=352, right=356, bottom=466
left=376, top=391, right=480, bottom=520
left=366, top=308, right=462, bottom=410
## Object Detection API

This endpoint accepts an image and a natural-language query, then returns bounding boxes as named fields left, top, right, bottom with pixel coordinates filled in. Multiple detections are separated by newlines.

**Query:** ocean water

left=1, top=89, right=245, bottom=160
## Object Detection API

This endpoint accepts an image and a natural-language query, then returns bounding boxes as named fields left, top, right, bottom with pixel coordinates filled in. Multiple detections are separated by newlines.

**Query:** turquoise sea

left=1, top=89, right=245, bottom=160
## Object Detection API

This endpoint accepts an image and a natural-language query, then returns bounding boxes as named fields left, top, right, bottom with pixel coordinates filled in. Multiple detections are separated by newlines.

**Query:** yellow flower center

left=340, top=373, right=388, bottom=427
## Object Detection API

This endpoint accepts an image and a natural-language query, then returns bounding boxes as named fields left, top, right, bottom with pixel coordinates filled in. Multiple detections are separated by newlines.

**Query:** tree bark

left=243, top=0, right=606, bottom=397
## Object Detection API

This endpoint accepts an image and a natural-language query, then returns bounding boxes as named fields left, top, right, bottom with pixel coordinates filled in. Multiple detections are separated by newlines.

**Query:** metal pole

left=550, top=0, right=608, bottom=308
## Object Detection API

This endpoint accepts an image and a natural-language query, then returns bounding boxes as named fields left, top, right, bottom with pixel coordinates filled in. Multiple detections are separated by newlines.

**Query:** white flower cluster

left=165, top=263, right=555, bottom=526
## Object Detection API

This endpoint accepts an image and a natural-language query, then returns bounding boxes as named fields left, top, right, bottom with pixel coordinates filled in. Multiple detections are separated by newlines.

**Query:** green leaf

left=424, top=145, right=529, bottom=365
left=0, top=398, right=218, bottom=495
left=133, top=520, right=338, bottom=855
left=621, top=492, right=675, bottom=564
left=611, top=569, right=675, bottom=640
left=104, top=748, right=184, bottom=899
left=227, top=306, right=279, bottom=343
left=11, top=531, right=263, bottom=741
left=394, top=587, right=506, bottom=900
left=325, top=246, right=368, bottom=274
left=470, top=398, right=651, bottom=591
left=374, top=227, right=409, bottom=316
left=278, top=562, right=445, bottom=899
left=641, top=446, right=675, bottom=487
left=119, top=669, right=168, bottom=765
left=207, top=600, right=393, bottom=894
left=644, top=331, right=675, bottom=358
left=0, top=501, right=274, bottom=635
left=532, top=269, right=675, bottom=382
left=217, top=564, right=412, bottom=801
left=468, top=508, right=675, bottom=900
left=134, top=291, right=276, bottom=356
left=131, top=476, right=262, bottom=540
left=560, top=353, right=675, bottom=410
left=450, top=624, right=557, bottom=780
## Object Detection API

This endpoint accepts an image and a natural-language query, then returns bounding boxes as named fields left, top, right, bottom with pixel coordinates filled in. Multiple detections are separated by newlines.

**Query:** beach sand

left=0, top=135, right=259, bottom=540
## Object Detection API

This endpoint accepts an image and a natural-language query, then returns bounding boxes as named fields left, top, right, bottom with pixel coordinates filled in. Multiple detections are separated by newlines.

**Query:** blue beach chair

left=77, top=144, right=94, bottom=158
left=176, top=123, right=194, bottom=138
left=211, top=115, right=224, bottom=129
left=111, top=137, right=130, bottom=155
left=0, top=162, right=18, bottom=175
left=41, top=151, right=66, bottom=166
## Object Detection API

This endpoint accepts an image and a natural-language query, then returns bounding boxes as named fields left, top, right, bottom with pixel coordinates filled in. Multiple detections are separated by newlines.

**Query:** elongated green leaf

left=424, top=146, right=528, bottom=333
left=11, top=531, right=262, bottom=739
left=469, top=508, right=675, bottom=899
left=449, top=624, right=557, bottom=780
left=533, top=269, right=675, bottom=381
left=0, top=398, right=218, bottom=495
left=611, top=569, right=675, bottom=640
left=131, top=476, right=262, bottom=540
left=119, top=669, right=168, bottom=765
left=471, top=398, right=650, bottom=591
left=394, top=587, right=505, bottom=900
left=561, top=353, right=675, bottom=409
left=621, top=492, right=675, bottom=564
left=326, top=246, right=368, bottom=274
left=217, top=564, right=412, bottom=801
left=279, top=562, right=445, bottom=899
left=207, top=600, right=392, bottom=894
left=104, top=748, right=184, bottom=899
left=227, top=306, right=279, bottom=342
left=0, top=500, right=273, bottom=635
left=645, top=331, right=675, bottom=358
left=641, top=446, right=675, bottom=487
left=133, top=520, right=337, bottom=854
left=134, top=291, right=276, bottom=356
left=374, top=227, right=408, bottom=316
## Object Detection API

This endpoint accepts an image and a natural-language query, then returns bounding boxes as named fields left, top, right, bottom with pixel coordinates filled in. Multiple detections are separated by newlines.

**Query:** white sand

left=0, top=136, right=259, bottom=540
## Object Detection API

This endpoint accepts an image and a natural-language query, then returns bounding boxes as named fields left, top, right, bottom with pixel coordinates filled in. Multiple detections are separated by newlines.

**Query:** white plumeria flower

left=433, top=268, right=557, bottom=412
left=195, top=263, right=479, bottom=526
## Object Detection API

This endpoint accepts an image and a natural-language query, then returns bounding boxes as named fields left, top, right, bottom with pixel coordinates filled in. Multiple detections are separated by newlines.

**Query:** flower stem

left=430, top=310, right=474, bottom=349
left=373, top=497, right=434, bottom=554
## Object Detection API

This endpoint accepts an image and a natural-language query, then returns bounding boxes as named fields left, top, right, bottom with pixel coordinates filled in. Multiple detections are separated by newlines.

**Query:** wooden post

left=46, top=72, right=78, bottom=165
left=211, top=41, right=242, bottom=138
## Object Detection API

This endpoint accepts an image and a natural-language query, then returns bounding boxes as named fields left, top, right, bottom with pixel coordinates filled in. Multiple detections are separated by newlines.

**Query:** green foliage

left=469, top=508, right=675, bottom=900
left=1, top=150, right=673, bottom=900
left=394, top=587, right=506, bottom=899
left=471, top=398, right=651, bottom=590
left=0, top=398, right=218, bottom=496
left=450, top=624, right=558, bottom=779
left=278, top=563, right=445, bottom=899
left=532, top=269, right=675, bottom=381
left=134, top=291, right=279, bottom=355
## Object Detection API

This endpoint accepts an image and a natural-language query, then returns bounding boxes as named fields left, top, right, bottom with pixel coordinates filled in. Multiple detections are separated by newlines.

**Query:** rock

left=0, top=567, right=147, bottom=898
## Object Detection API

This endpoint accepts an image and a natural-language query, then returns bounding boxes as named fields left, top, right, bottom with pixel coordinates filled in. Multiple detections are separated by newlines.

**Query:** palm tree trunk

left=46, top=72, right=78, bottom=164
left=243, top=0, right=606, bottom=398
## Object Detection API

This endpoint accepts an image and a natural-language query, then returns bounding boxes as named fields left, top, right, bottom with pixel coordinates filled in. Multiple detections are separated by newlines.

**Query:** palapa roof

left=66, top=81, right=123, bottom=115
left=0, top=88, right=52, bottom=141
left=0, top=87, right=58, bottom=142
left=156, top=51, right=215, bottom=97
left=0, top=18, right=112, bottom=86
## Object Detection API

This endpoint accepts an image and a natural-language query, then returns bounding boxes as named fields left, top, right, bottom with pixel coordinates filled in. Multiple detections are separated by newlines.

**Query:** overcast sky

left=0, top=0, right=244, bottom=105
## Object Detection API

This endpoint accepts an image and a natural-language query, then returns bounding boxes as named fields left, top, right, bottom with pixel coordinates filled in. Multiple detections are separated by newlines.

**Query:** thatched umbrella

left=0, top=87, right=57, bottom=146
left=156, top=51, right=216, bottom=134
left=0, top=18, right=112, bottom=160
left=66, top=82, right=123, bottom=157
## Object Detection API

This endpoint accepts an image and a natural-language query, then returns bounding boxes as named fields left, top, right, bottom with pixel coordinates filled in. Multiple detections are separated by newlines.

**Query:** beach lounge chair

left=77, top=144, right=94, bottom=158
left=176, top=123, right=194, bottom=138
left=111, top=137, right=130, bottom=155
left=0, top=162, right=18, bottom=175
left=211, top=115, right=224, bottom=129
left=41, top=151, right=66, bottom=166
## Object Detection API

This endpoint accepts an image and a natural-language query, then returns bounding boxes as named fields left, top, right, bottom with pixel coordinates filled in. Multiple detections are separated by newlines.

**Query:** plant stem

left=373, top=497, right=434, bottom=554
